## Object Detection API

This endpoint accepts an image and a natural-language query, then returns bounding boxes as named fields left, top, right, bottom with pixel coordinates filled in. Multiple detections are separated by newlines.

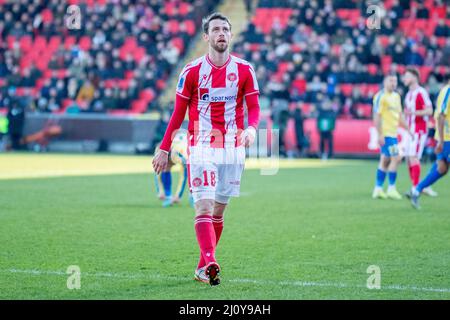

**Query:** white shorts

left=187, top=145, right=246, bottom=203
left=404, top=132, right=427, bottom=159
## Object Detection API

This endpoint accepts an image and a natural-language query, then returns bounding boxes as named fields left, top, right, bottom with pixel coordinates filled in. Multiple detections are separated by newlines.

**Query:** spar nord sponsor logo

left=199, top=87, right=237, bottom=102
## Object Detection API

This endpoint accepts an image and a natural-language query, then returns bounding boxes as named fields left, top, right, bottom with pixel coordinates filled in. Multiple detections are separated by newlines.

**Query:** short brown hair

left=202, top=12, right=231, bottom=34
left=405, top=67, right=420, bottom=80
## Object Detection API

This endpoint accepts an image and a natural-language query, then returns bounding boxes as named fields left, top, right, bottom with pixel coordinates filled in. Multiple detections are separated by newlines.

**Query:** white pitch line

left=2, top=268, right=450, bottom=294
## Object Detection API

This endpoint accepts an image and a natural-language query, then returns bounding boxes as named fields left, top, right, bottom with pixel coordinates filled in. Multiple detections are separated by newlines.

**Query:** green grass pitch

left=0, top=154, right=449, bottom=299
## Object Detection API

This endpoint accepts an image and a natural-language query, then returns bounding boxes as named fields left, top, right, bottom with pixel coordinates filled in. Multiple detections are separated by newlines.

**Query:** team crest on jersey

left=192, top=177, right=202, bottom=187
left=199, top=88, right=210, bottom=101
left=227, top=73, right=237, bottom=82
left=177, top=76, right=185, bottom=91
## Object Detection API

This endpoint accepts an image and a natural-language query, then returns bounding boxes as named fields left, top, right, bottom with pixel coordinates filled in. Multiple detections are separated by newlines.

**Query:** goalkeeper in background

left=154, top=132, right=192, bottom=207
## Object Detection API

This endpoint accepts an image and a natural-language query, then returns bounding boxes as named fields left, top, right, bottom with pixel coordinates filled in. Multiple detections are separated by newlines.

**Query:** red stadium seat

left=430, top=6, right=446, bottom=19
left=123, top=36, right=137, bottom=49
left=125, top=71, right=134, bottom=79
left=7, top=35, right=16, bottom=49
left=179, top=2, right=190, bottom=16
left=336, top=9, right=349, bottom=20
left=301, top=103, right=313, bottom=117
left=168, top=20, right=180, bottom=34
left=79, top=36, right=91, bottom=51
left=437, top=37, right=447, bottom=47
left=118, top=79, right=130, bottom=89
left=417, top=45, right=427, bottom=58
left=133, top=47, right=146, bottom=63
left=48, top=36, right=61, bottom=50
left=249, top=43, right=261, bottom=51
left=378, top=35, right=390, bottom=48
left=381, top=55, right=392, bottom=74
left=384, top=0, right=394, bottom=9
left=131, top=99, right=147, bottom=114
left=340, top=84, right=353, bottom=97
left=34, top=36, right=47, bottom=50
left=331, top=44, right=341, bottom=56
left=172, top=37, right=185, bottom=53
left=19, top=36, right=32, bottom=52
left=397, top=65, right=406, bottom=74
left=184, top=20, right=196, bottom=36
left=291, top=44, right=301, bottom=53
left=367, top=84, right=380, bottom=96
left=156, top=79, right=166, bottom=90
left=41, top=8, right=53, bottom=23
left=438, top=66, right=447, bottom=76
left=419, top=66, right=432, bottom=83
left=367, top=64, right=378, bottom=75
left=64, top=36, right=76, bottom=50
left=104, top=80, right=115, bottom=89
left=164, top=1, right=176, bottom=16
left=140, top=89, right=155, bottom=102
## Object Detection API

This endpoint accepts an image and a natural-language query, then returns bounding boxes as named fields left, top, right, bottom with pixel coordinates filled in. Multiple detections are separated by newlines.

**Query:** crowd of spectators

left=0, top=0, right=216, bottom=114
left=233, top=0, right=450, bottom=120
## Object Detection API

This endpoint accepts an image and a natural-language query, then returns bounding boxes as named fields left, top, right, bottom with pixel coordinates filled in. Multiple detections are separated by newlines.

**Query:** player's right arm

left=435, top=88, right=449, bottom=154
left=153, top=66, right=193, bottom=174
left=373, top=92, right=384, bottom=147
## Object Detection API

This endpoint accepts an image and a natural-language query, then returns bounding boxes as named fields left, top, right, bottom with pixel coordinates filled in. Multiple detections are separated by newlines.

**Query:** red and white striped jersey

left=176, top=54, right=259, bottom=148
left=404, top=86, right=432, bottom=133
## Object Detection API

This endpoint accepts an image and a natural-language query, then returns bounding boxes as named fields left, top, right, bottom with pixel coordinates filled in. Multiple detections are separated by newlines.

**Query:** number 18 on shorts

left=188, top=146, right=246, bottom=202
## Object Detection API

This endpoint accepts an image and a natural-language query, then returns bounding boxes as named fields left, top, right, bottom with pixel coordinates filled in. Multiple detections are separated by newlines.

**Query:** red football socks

left=196, top=215, right=223, bottom=269
left=195, top=214, right=217, bottom=268
left=409, top=163, right=421, bottom=187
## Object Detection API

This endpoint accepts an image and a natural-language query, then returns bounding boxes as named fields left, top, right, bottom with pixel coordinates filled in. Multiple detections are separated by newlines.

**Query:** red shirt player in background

left=402, top=67, right=437, bottom=196
left=152, top=13, right=260, bottom=286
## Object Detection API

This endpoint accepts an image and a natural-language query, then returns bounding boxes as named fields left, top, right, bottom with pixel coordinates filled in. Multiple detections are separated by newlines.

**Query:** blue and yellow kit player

left=372, top=74, right=410, bottom=200
left=154, top=132, right=192, bottom=207
left=409, top=75, right=450, bottom=209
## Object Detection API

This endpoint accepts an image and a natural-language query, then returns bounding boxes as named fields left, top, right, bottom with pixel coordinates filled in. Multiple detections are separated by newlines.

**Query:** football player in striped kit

left=153, top=13, right=260, bottom=286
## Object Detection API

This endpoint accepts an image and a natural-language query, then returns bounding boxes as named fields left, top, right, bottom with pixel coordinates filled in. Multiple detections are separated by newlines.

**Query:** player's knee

left=194, top=199, right=215, bottom=216
left=213, top=202, right=228, bottom=217
left=409, top=157, right=419, bottom=166
left=215, top=194, right=230, bottom=205
left=380, top=157, right=390, bottom=169
left=437, top=161, right=449, bottom=175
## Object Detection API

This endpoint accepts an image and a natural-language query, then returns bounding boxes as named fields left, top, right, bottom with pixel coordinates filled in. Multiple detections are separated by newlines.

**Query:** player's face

left=384, top=76, right=397, bottom=91
left=402, top=72, right=415, bottom=87
left=204, top=19, right=232, bottom=53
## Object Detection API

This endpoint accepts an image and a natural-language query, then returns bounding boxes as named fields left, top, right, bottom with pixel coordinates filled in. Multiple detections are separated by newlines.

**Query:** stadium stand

left=232, top=0, right=450, bottom=119
left=0, top=0, right=216, bottom=115
left=0, top=0, right=449, bottom=122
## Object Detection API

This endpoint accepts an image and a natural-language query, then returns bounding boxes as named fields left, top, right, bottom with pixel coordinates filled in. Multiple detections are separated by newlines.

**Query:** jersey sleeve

left=176, top=64, right=195, bottom=100
left=373, top=92, right=384, bottom=115
left=243, top=64, right=259, bottom=97
left=439, top=88, right=450, bottom=115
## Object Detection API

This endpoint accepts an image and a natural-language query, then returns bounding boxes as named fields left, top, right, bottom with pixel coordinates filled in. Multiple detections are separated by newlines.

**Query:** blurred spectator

left=7, top=93, right=25, bottom=150
left=317, top=98, right=336, bottom=160
left=292, top=103, right=306, bottom=157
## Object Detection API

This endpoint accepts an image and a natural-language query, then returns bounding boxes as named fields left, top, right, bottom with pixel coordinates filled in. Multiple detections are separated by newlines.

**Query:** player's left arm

left=435, top=94, right=448, bottom=153
left=241, top=64, right=260, bottom=147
